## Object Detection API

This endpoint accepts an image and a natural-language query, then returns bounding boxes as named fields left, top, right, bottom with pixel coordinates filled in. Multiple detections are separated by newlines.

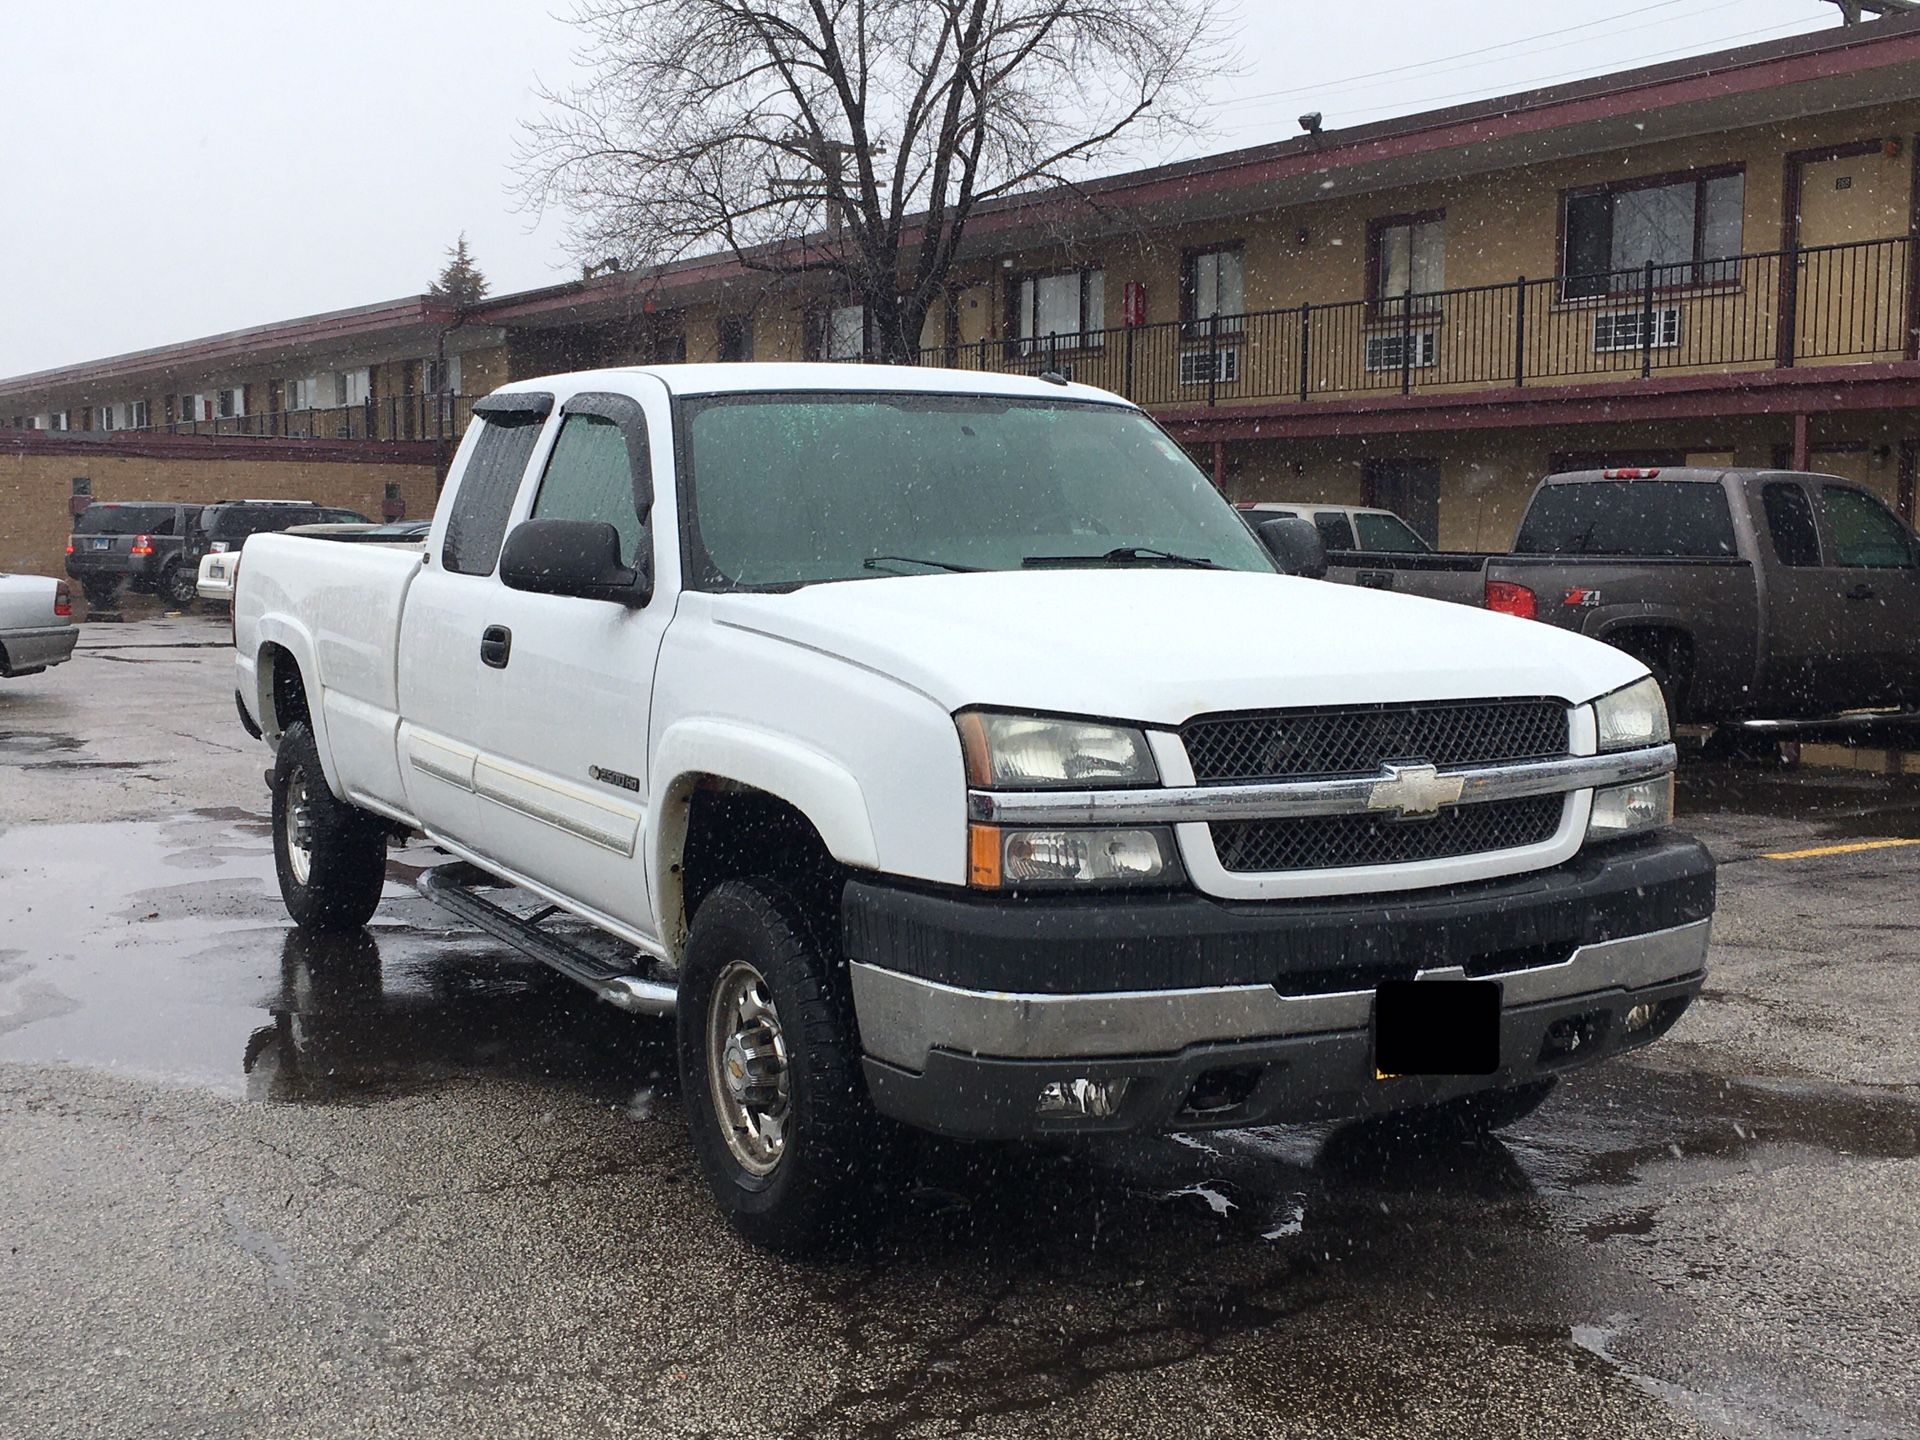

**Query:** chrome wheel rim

left=284, top=763, right=314, bottom=887
left=706, top=960, right=790, bottom=1177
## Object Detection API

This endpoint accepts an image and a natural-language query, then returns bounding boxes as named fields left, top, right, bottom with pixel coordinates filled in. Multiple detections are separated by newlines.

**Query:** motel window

left=717, top=314, right=753, bottom=363
left=334, top=368, right=371, bottom=407
left=808, top=303, right=866, bottom=362
left=1181, top=246, right=1244, bottom=334
left=129, top=399, right=148, bottom=428
left=216, top=388, right=239, bottom=419
left=1563, top=169, right=1744, bottom=298
left=1009, top=266, right=1105, bottom=354
left=286, top=377, right=310, bottom=411
left=99, top=405, right=117, bottom=431
left=51, top=411, right=69, bottom=431
left=1370, top=212, right=1445, bottom=311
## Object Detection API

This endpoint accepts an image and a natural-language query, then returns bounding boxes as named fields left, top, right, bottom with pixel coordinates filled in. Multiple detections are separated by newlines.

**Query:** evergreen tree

left=429, top=234, right=489, bottom=310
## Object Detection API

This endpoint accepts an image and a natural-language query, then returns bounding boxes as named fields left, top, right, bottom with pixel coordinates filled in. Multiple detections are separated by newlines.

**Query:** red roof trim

left=0, top=430, right=440, bottom=466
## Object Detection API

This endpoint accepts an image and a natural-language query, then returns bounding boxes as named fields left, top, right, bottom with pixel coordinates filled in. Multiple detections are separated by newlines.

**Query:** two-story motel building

left=5, top=16, right=1920, bottom=579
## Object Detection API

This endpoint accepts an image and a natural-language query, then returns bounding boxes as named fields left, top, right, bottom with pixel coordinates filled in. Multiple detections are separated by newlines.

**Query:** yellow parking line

left=1762, top=838, right=1920, bottom=861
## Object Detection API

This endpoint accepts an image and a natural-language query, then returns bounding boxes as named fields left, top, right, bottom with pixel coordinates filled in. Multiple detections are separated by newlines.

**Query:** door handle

left=481, top=624, right=512, bottom=668
left=1846, top=583, right=1876, bottom=601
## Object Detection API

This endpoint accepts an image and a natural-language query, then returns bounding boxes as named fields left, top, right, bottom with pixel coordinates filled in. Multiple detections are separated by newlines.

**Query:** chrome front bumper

left=851, top=918, right=1710, bottom=1072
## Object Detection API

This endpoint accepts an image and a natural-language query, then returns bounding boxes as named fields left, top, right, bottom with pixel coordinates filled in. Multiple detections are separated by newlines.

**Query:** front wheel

left=677, top=879, right=892, bottom=1253
left=271, top=720, right=387, bottom=931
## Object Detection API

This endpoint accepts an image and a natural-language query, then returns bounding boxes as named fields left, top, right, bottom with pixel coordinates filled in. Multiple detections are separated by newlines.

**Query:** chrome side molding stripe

left=966, top=744, right=1677, bottom=827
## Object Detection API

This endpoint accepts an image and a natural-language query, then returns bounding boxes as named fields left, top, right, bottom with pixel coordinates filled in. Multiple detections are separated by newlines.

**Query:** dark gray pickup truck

left=1326, top=468, right=1920, bottom=725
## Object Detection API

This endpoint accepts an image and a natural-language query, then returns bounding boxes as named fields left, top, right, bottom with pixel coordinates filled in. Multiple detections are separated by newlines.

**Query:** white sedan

left=0, top=572, right=79, bottom=678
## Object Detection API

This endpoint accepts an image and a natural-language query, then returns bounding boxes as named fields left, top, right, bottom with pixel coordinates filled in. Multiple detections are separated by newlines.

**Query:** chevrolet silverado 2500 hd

left=234, top=364, right=1714, bottom=1251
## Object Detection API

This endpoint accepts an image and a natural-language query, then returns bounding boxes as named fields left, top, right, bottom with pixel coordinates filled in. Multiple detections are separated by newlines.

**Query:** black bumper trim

left=842, top=834, right=1714, bottom=995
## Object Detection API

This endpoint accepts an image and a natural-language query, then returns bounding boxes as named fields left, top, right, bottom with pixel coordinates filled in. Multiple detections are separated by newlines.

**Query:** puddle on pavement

left=0, top=812, right=670, bottom=1104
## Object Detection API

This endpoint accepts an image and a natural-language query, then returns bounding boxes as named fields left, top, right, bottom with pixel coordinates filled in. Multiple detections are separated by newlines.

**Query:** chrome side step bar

left=415, top=864, right=677, bottom=1017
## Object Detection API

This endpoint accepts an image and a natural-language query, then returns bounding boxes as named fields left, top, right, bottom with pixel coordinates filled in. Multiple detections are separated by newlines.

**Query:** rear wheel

left=161, top=562, right=198, bottom=609
left=678, top=878, right=892, bottom=1253
left=271, top=720, right=387, bottom=931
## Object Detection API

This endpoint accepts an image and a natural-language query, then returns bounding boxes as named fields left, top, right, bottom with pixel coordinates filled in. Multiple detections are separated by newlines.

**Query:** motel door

left=1364, top=459, right=1442, bottom=548
left=1793, top=148, right=1909, bottom=364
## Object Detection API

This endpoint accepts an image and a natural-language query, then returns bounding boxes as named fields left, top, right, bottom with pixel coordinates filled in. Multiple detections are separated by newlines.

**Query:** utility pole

left=1822, top=0, right=1919, bottom=24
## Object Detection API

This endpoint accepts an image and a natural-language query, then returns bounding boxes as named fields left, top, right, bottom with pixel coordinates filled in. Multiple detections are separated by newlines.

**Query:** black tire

left=81, top=578, right=120, bottom=610
left=1357, top=1077, right=1558, bottom=1144
left=161, top=562, right=198, bottom=609
left=677, top=878, right=891, bottom=1253
left=271, top=720, right=387, bottom=931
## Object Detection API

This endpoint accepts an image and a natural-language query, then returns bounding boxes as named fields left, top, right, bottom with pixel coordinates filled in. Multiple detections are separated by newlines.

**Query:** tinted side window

left=530, top=413, right=647, bottom=565
left=443, top=417, right=546, bottom=575
left=1353, top=511, right=1430, bottom=553
left=1514, top=481, right=1736, bottom=557
left=1313, top=512, right=1357, bottom=550
left=1762, top=483, right=1821, bottom=567
left=1823, top=486, right=1915, bottom=569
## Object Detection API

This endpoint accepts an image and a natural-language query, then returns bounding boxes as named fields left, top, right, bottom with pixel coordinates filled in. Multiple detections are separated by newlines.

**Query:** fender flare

left=251, top=614, right=344, bottom=794
left=648, top=719, right=879, bottom=925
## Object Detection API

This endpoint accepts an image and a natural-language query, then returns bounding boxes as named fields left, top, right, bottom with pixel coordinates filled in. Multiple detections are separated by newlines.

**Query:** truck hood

left=708, top=569, right=1647, bottom=723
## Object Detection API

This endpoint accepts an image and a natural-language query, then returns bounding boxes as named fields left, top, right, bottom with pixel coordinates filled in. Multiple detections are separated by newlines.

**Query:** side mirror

left=499, top=519, right=651, bottom=606
left=1255, top=516, right=1329, bottom=579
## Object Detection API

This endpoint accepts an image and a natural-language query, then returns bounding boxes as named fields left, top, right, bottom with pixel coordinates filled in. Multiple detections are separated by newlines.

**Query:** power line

left=1212, top=0, right=1707, bottom=110
left=1213, top=12, right=1829, bottom=136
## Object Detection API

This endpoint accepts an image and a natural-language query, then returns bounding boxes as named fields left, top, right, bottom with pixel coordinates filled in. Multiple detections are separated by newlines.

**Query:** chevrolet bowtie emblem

left=1366, top=762, right=1464, bottom=819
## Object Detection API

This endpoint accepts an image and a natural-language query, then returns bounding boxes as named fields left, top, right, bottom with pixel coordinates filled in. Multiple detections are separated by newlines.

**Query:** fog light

left=1587, top=773, right=1675, bottom=841
left=1037, top=1077, right=1130, bottom=1119
left=1623, top=1002, right=1657, bottom=1034
left=1000, top=827, right=1172, bottom=885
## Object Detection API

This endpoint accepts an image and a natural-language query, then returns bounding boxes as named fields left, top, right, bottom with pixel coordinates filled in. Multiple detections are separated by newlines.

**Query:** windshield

left=1353, top=511, right=1430, bottom=553
left=1514, top=481, right=1737, bottom=558
left=680, top=393, right=1275, bottom=589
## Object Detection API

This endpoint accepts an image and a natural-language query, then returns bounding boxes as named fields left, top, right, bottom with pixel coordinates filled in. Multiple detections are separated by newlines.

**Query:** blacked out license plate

left=1374, top=980, right=1500, bottom=1077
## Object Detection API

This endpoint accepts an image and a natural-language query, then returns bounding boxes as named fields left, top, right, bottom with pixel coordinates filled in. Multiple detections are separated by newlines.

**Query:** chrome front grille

left=1182, top=700, right=1569, bottom=784
left=1183, top=700, right=1572, bottom=876
left=1210, top=794, right=1567, bottom=874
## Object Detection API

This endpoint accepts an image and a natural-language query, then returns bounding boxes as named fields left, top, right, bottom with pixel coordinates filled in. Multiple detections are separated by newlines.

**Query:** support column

left=1791, top=413, right=1811, bottom=471
left=1899, top=438, right=1917, bottom=522
left=1212, top=440, right=1226, bottom=491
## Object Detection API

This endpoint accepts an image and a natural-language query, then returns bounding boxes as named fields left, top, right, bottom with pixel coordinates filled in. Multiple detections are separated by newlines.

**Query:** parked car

left=1237, top=502, right=1433, bottom=554
left=1324, top=467, right=1920, bottom=725
left=65, top=501, right=204, bottom=609
left=234, top=364, right=1713, bottom=1251
left=191, top=503, right=373, bottom=604
left=0, top=572, right=78, bottom=678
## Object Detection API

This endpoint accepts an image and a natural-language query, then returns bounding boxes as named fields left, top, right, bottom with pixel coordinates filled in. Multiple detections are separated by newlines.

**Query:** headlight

left=957, top=710, right=1158, bottom=788
left=1586, top=773, right=1675, bottom=841
left=968, top=824, right=1180, bottom=889
left=1593, top=676, right=1670, bottom=752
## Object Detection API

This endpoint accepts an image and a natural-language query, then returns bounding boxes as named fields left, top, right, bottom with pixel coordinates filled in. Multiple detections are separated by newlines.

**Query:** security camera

left=1298, top=112, right=1324, bottom=136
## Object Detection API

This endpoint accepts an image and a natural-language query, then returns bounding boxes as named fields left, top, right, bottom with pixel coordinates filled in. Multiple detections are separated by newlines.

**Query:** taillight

left=54, top=584, right=72, bottom=618
left=129, top=534, right=154, bottom=556
left=65, top=538, right=75, bottom=555
left=1485, top=580, right=1538, bottom=619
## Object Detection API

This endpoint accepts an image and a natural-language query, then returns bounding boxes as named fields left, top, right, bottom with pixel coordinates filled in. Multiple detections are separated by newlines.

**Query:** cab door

left=468, top=388, right=674, bottom=942
left=396, top=392, right=555, bottom=843
left=1816, top=483, right=1920, bottom=705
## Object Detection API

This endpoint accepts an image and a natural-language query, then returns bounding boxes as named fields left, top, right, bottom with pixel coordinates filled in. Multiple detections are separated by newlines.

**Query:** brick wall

left=0, top=433, right=438, bottom=580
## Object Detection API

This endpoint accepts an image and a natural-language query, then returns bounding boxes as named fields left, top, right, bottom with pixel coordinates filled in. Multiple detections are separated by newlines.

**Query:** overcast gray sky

left=0, top=0, right=1842, bottom=378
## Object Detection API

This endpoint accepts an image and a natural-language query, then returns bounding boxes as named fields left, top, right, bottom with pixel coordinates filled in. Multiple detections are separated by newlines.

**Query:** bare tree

left=518, top=0, right=1224, bottom=362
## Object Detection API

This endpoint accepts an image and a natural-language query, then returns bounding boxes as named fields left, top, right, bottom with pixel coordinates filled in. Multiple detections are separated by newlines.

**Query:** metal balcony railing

left=141, top=393, right=475, bottom=443
left=920, top=234, right=1917, bottom=408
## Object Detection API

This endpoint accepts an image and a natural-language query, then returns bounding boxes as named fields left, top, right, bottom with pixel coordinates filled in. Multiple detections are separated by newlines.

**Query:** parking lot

left=1, top=615, right=1916, bottom=1440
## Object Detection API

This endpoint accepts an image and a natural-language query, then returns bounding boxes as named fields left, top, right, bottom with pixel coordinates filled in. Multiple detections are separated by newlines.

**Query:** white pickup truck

left=234, top=363, right=1714, bottom=1250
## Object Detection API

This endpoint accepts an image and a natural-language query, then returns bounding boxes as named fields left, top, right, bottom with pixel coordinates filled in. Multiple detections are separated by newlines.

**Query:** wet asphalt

left=1, top=616, right=1916, bottom=1439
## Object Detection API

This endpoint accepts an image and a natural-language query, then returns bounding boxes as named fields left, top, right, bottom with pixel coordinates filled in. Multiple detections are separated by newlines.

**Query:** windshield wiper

left=861, top=554, right=983, bottom=575
left=1021, top=546, right=1217, bottom=570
